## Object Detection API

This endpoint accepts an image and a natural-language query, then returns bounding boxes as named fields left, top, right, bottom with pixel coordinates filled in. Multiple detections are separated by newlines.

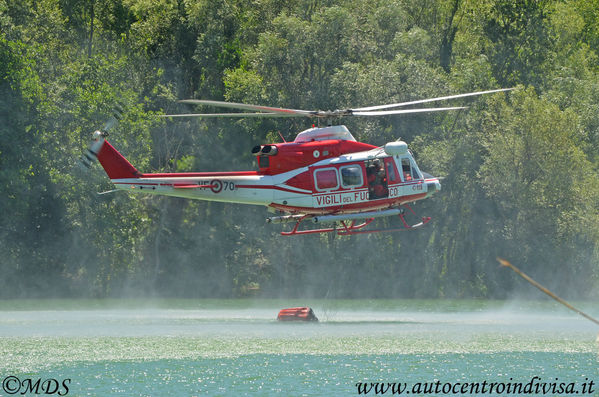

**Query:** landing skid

left=279, top=205, right=431, bottom=236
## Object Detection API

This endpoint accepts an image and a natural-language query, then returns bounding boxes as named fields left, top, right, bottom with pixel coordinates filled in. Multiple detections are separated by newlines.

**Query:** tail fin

left=96, top=140, right=140, bottom=179
left=85, top=133, right=140, bottom=179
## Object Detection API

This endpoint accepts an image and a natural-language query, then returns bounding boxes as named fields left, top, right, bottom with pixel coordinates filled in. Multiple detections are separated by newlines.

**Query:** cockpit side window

left=401, top=158, right=413, bottom=181
left=401, top=157, right=422, bottom=181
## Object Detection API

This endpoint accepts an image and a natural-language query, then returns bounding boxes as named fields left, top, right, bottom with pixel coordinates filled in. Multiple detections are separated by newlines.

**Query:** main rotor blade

left=179, top=99, right=315, bottom=117
left=353, top=88, right=513, bottom=112
left=160, top=112, right=298, bottom=118
left=352, top=106, right=466, bottom=116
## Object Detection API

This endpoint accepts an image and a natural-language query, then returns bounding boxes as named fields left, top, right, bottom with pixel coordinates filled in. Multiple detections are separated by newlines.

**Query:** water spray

left=497, top=258, right=599, bottom=342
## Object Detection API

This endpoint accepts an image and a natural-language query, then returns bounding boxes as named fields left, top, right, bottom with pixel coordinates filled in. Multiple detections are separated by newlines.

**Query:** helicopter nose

left=426, top=179, right=441, bottom=196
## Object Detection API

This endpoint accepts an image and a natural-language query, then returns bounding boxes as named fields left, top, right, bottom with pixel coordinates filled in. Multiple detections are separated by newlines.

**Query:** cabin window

left=314, top=168, right=339, bottom=191
left=340, top=165, right=363, bottom=188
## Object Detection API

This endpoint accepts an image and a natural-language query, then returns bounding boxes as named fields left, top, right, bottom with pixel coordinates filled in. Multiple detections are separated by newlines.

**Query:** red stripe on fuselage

left=235, top=184, right=310, bottom=194
left=140, top=171, right=259, bottom=178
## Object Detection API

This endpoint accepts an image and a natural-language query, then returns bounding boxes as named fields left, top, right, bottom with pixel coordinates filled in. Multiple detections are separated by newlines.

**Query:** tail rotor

left=79, top=103, right=125, bottom=170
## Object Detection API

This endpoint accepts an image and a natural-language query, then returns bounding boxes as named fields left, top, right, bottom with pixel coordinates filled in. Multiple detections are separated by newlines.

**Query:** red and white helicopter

left=82, top=88, right=511, bottom=236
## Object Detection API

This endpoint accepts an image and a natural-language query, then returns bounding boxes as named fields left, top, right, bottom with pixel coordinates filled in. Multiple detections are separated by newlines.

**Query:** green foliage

left=1, top=0, right=598, bottom=299
left=483, top=0, right=553, bottom=87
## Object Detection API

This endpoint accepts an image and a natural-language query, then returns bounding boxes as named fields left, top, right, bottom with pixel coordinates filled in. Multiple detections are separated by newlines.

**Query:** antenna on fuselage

left=277, top=131, right=287, bottom=143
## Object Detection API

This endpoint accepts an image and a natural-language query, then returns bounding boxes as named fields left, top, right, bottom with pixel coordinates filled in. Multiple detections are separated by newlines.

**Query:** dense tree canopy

left=1, top=0, right=598, bottom=299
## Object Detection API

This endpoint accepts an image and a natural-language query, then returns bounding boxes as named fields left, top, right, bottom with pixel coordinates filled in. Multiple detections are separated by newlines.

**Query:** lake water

left=0, top=299, right=596, bottom=396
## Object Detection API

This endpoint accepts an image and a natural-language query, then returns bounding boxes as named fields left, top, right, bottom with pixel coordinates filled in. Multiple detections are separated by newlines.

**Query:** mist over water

left=2, top=306, right=595, bottom=337
left=1, top=299, right=596, bottom=348
left=0, top=299, right=596, bottom=395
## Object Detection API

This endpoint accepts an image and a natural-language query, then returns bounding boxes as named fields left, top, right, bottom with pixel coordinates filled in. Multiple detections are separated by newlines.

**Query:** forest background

left=1, top=0, right=598, bottom=299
